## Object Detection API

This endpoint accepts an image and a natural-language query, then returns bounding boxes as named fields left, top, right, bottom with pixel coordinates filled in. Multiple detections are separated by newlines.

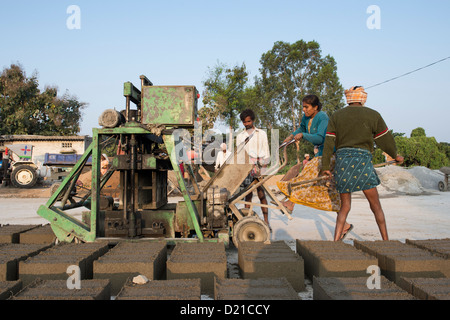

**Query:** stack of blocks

left=116, top=278, right=201, bottom=300
left=353, top=240, right=450, bottom=283
left=296, top=240, right=378, bottom=279
left=93, top=241, right=167, bottom=295
left=19, top=243, right=109, bottom=286
left=11, top=279, right=111, bottom=300
left=238, top=241, right=304, bottom=291
left=167, top=242, right=227, bottom=294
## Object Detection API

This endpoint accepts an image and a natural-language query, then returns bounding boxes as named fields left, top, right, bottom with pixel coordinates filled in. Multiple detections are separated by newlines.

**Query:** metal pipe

left=128, top=134, right=137, bottom=237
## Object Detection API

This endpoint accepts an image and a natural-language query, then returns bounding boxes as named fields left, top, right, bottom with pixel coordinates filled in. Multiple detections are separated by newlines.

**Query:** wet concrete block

left=0, top=225, right=40, bottom=243
left=116, top=278, right=201, bottom=300
left=0, top=243, right=53, bottom=281
left=296, top=240, right=377, bottom=279
left=11, top=279, right=111, bottom=300
left=313, top=276, right=415, bottom=300
left=397, top=277, right=450, bottom=300
left=214, top=277, right=300, bottom=300
left=354, top=240, right=450, bottom=283
left=167, top=242, right=227, bottom=294
left=19, top=224, right=55, bottom=244
left=238, top=241, right=304, bottom=291
left=406, top=238, right=450, bottom=259
left=19, top=243, right=109, bottom=287
left=0, top=280, right=22, bottom=300
left=93, top=241, right=167, bottom=296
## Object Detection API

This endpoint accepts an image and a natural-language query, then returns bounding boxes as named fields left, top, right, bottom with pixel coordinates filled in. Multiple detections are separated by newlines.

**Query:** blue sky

left=1, top=0, right=449, bottom=142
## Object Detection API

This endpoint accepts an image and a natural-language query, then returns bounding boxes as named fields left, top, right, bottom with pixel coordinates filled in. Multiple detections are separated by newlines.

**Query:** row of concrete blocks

left=1, top=234, right=449, bottom=300
left=0, top=240, right=299, bottom=300
left=0, top=224, right=55, bottom=244
left=3, top=276, right=449, bottom=300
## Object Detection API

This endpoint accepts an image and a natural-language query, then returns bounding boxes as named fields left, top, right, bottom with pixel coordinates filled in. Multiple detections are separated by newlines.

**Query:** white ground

left=0, top=166, right=448, bottom=243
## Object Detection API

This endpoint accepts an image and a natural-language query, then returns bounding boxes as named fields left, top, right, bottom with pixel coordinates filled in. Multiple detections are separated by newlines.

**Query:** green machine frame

left=37, top=76, right=207, bottom=244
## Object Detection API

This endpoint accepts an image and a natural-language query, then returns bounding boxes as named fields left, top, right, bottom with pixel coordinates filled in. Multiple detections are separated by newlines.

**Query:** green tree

left=200, top=61, right=249, bottom=145
left=0, top=64, right=86, bottom=135
left=254, top=40, right=344, bottom=163
left=394, top=128, right=449, bottom=169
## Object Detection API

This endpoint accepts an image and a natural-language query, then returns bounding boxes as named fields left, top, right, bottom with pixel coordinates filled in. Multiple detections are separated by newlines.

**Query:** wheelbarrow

left=438, top=167, right=450, bottom=192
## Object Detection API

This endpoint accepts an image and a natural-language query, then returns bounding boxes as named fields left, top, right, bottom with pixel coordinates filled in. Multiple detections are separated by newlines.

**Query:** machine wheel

left=438, top=181, right=446, bottom=192
left=232, top=216, right=270, bottom=248
left=11, top=165, right=38, bottom=188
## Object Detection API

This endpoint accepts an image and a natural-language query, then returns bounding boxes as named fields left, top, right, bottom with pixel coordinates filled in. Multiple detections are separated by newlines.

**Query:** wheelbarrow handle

left=279, top=139, right=296, bottom=149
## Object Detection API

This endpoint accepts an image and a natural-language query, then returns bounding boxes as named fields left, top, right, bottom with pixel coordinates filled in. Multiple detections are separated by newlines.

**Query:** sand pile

left=376, top=166, right=426, bottom=195
left=406, top=166, right=444, bottom=191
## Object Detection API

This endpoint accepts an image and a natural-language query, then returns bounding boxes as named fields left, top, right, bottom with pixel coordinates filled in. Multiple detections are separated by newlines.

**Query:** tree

left=200, top=61, right=249, bottom=146
left=394, top=128, right=449, bottom=169
left=0, top=64, right=86, bottom=135
left=254, top=40, right=344, bottom=163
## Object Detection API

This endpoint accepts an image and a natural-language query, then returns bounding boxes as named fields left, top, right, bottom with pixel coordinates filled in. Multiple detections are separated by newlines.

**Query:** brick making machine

left=37, top=75, right=291, bottom=247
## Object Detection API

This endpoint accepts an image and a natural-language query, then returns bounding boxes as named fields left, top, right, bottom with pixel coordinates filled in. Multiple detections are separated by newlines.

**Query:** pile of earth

left=376, top=165, right=444, bottom=195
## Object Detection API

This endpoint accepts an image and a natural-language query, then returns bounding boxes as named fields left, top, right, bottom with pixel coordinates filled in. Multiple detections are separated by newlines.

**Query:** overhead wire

left=365, top=55, right=450, bottom=90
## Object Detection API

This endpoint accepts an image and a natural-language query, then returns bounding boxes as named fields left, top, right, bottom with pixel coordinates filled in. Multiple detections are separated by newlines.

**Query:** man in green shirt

left=322, top=86, right=403, bottom=241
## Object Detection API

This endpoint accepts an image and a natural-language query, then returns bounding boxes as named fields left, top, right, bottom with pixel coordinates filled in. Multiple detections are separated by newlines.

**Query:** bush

left=394, top=135, right=449, bottom=169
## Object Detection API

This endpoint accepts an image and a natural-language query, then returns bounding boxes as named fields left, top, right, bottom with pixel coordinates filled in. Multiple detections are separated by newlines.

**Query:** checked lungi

left=334, top=148, right=380, bottom=193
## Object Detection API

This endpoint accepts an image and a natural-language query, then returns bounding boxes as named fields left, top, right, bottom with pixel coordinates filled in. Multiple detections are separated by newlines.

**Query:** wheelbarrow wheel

left=232, top=216, right=270, bottom=248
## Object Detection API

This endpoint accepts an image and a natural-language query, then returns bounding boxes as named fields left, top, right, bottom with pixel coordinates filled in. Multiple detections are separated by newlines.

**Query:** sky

left=1, top=0, right=449, bottom=143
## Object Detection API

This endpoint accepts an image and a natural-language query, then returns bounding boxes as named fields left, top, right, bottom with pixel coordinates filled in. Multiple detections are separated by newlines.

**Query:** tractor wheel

left=232, top=216, right=270, bottom=248
left=11, top=165, right=38, bottom=188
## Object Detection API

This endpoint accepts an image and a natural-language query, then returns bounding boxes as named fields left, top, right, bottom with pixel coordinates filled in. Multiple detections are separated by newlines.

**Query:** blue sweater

left=291, top=111, right=329, bottom=156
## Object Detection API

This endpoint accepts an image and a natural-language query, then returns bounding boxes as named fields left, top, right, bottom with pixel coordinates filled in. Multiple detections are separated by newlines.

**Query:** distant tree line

left=0, top=64, right=86, bottom=136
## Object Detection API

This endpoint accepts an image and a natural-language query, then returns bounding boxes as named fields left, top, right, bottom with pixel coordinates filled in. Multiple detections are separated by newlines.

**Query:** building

left=0, top=135, right=92, bottom=166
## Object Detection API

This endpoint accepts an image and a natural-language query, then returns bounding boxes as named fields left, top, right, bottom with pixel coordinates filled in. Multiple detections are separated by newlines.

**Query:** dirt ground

left=0, top=170, right=123, bottom=199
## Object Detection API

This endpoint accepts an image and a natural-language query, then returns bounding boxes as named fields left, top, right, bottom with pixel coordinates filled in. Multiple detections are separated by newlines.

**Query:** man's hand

left=283, top=135, right=294, bottom=144
left=294, top=133, right=303, bottom=141
left=322, top=170, right=332, bottom=178
left=395, top=155, right=404, bottom=165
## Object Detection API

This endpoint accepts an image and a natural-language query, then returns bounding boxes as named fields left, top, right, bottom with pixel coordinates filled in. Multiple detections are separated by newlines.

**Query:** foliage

left=255, top=40, right=344, bottom=135
left=394, top=128, right=449, bottom=169
left=0, top=64, right=86, bottom=136
left=200, top=61, right=249, bottom=132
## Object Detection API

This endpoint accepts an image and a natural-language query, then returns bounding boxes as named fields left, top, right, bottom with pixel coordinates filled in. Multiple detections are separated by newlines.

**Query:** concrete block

left=19, top=224, right=55, bottom=244
left=406, top=238, right=450, bottom=259
left=296, top=240, right=377, bottom=279
left=19, top=243, right=109, bottom=287
left=93, top=241, right=167, bottom=295
left=313, top=276, right=415, bottom=300
left=0, top=225, right=40, bottom=243
left=214, top=277, right=300, bottom=300
left=238, top=241, right=304, bottom=291
left=397, top=277, right=450, bottom=300
left=0, top=243, right=52, bottom=281
left=116, top=278, right=201, bottom=300
left=354, top=240, right=449, bottom=283
left=167, top=242, right=227, bottom=294
left=11, top=279, right=111, bottom=300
